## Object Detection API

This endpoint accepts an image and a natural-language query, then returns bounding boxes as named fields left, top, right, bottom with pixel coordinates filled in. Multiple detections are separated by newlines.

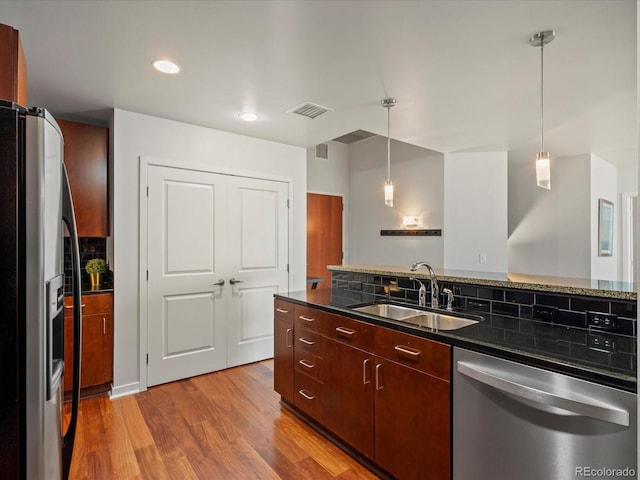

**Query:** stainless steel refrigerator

left=0, top=100, right=82, bottom=479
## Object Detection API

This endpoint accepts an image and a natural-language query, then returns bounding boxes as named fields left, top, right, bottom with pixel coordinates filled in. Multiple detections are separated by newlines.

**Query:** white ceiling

left=0, top=0, right=636, bottom=163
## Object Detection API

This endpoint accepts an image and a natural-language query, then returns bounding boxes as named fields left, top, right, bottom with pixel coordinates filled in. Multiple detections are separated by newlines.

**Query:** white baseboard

left=109, top=381, right=140, bottom=399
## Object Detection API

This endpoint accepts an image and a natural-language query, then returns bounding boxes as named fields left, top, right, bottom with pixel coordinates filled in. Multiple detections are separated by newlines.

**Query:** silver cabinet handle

left=299, top=315, right=315, bottom=323
left=363, top=359, right=371, bottom=385
left=286, top=328, right=293, bottom=348
left=229, top=278, right=244, bottom=285
left=212, top=279, right=225, bottom=286
left=298, top=359, right=315, bottom=369
left=299, top=337, right=315, bottom=346
left=394, top=345, right=421, bottom=357
left=457, top=361, right=630, bottom=427
left=64, top=304, right=86, bottom=309
left=276, top=308, right=289, bottom=314
left=102, top=317, right=106, bottom=335
left=336, top=326, right=355, bottom=336
left=375, top=363, right=383, bottom=390
left=298, top=389, right=315, bottom=401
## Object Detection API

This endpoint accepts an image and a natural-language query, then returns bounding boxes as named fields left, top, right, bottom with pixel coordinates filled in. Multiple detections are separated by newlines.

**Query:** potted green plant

left=85, top=258, right=107, bottom=287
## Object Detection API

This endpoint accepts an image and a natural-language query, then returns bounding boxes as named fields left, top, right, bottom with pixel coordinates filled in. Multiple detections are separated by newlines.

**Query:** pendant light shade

left=382, top=98, right=397, bottom=207
left=530, top=30, right=555, bottom=190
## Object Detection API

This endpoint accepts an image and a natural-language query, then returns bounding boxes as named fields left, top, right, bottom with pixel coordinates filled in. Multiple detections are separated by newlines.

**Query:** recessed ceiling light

left=238, top=112, right=260, bottom=122
left=153, top=60, right=180, bottom=74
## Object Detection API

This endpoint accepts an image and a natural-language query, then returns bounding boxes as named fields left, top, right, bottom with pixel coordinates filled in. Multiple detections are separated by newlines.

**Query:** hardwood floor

left=68, top=360, right=380, bottom=479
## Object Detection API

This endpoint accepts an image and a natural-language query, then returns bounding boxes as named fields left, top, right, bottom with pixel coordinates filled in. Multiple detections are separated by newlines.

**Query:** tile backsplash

left=332, top=271, right=637, bottom=338
left=63, top=237, right=108, bottom=290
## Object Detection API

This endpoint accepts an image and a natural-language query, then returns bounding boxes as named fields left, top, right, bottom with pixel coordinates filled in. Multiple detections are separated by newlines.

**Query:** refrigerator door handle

left=457, top=361, right=629, bottom=427
left=61, top=163, right=82, bottom=480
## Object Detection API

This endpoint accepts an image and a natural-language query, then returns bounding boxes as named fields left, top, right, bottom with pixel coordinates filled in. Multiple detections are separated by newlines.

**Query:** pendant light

left=530, top=30, right=555, bottom=190
left=382, top=97, right=397, bottom=207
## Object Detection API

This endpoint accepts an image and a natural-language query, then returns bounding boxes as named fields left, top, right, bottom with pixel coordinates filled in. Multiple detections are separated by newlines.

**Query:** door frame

left=138, top=155, right=293, bottom=391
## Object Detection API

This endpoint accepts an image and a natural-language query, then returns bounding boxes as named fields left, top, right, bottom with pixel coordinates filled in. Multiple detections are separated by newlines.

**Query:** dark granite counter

left=275, top=289, right=636, bottom=393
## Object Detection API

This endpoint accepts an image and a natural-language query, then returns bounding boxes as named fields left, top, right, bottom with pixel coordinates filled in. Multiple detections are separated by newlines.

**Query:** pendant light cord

left=540, top=37, right=544, bottom=153
left=387, top=104, right=391, bottom=182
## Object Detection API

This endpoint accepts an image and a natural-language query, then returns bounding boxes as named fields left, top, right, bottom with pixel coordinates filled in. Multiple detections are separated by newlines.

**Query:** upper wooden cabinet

left=58, top=119, right=110, bottom=237
left=0, top=23, right=27, bottom=105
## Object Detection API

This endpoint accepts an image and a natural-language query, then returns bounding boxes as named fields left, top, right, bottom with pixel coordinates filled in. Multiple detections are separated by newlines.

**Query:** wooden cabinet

left=0, top=23, right=27, bottom=105
left=373, top=327, right=451, bottom=480
left=64, top=293, right=114, bottom=397
left=58, top=119, right=109, bottom=237
left=273, top=299, right=294, bottom=403
left=273, top=300, right=452, bottom=479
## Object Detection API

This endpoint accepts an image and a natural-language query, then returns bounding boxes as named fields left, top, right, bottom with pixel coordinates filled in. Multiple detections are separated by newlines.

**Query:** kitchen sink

left=352, top=303, right=427, bottom=320
left=352, top=303, right=480, bottom=330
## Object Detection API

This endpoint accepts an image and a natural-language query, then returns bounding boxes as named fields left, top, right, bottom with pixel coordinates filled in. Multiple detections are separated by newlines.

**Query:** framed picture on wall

left=598, top=199, right=614, bottom=257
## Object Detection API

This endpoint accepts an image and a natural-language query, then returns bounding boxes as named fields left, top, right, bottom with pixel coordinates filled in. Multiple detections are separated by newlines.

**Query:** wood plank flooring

left=67, top=360, right=380, bottom=480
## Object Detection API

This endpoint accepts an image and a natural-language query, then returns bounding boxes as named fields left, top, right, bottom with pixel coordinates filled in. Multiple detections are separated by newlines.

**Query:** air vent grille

left=287, top=102, right=332, bottom=119
left=315, top=143, right=329, bottom=159
left=332, top=130, right=377, bottom=144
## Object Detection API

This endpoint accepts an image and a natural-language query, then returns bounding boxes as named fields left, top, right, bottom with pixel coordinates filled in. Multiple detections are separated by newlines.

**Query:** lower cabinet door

left=374, top=358, right=451, bottom=480
left=324, top=338, right=375, bottom=459
left=274, top=317, right=294, bottom=402
left=81, top=313, right=113, bottom=387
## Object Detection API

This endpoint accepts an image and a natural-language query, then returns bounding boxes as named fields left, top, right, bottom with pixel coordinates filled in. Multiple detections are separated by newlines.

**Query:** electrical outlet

left=533, top=304, right=559, bottom=322
left=588, top=333, right=617, bottom=353
left=586, top=311, right=617, bottom=331
left=479, top=253, right=487, bottom=264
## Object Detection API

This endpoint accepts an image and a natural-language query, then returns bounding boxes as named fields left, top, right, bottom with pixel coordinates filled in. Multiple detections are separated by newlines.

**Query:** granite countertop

left=328, top=265, right=637, bottom=301
left=276, top=289, right=636, bottom=393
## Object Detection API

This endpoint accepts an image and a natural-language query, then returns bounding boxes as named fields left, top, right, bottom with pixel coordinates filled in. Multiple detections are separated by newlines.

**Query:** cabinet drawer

left=294, top=305, right=324, bottom=333
left=294, top=372, right=324, bottom=422
left=325, top=314, right=374, bottom=352
left=296, top=330, right=322, bottom=356
left=64, top=292, right=113, bottom=315
left=375, top=326, right=451, bottom=380
left=274, top=299, right=294, bottom=324
left=295, top=349, right=323, bottom=382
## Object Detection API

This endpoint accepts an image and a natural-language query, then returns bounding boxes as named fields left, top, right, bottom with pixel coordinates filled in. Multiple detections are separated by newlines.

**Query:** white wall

left=307, top=140, right=349, bottom=262
left=443, top=152, right=508, bottom=272
left=111, top=109, right=306, bottom=396
left=348, top=136, right=444, bottom=267
left=590, top=154, right=619, bottom=280
left=508, top=154, right=592, bottom=278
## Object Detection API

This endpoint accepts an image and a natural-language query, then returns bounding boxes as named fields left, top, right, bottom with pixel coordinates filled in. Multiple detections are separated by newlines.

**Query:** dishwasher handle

left=457, top=361, right=630, bottom=427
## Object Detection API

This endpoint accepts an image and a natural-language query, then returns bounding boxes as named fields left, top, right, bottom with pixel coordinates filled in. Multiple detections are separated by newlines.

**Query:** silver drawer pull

left=363, top=359, right=371, bottom=385
left=64, top=304, right=86, bottom=309
left=298, top=389, right=315, bottom=400
left=394, top=345, right=421, bottom=357
left=299, top=315, right=315, bottom=322
left=335, top=326, right=355, bottom=336
left=299, top=337, right=315, bottom=346
left=299, top=359, right=315, bottom=369
left=276, top=308, right=290, bottom=314
left=375, top=363, right=383, bottom=390
left=286, top=328, right=293, bottom=348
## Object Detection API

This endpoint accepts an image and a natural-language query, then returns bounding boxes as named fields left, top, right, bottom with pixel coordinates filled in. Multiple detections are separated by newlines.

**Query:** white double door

left=146, top=164, right=288, bottom=387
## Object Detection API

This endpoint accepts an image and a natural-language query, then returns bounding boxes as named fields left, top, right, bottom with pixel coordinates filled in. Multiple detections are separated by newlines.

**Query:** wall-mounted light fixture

left=402, top=215, right=420, bottom=227
left=530, top=30, right=555, bottom=190
left=382, top=98, right=397, bottom=207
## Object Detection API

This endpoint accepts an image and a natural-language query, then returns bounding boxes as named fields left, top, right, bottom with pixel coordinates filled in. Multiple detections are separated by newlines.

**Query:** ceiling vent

left=287, top=102, right=332, bottom=119
left=315, top=143, right=329, bottom=159
left=332, top=129, right=377, bottom=144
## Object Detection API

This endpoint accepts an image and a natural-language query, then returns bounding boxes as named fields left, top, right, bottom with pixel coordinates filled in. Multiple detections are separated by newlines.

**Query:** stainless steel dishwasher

left=453, top=348, right=637, bottom=480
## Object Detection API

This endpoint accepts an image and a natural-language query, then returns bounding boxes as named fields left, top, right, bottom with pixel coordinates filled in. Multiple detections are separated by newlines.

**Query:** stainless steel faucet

left=410, top=277, right=427, bottom=306
left=410, top=261, right=439, bottom=308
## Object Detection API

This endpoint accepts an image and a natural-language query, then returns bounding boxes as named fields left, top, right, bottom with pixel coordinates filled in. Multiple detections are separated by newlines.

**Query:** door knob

left=212, top=279, right=225, bottom=286
left=229, top=278, right=244, bottom=285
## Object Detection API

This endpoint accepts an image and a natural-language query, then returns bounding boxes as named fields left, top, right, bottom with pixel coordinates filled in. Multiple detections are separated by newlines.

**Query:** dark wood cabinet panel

left=274, top=316, right=294, bottom=403
left=324, top=338, right=375, bottom=459
left=0, top=23, right=27, bottom=106
left=64, top=293, right=113, bottom=396
left=58, top=119, right=109, bottom=237
left=374, top=358, right=451, bottom=480
left=273, top=300, right=452, bottom=479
